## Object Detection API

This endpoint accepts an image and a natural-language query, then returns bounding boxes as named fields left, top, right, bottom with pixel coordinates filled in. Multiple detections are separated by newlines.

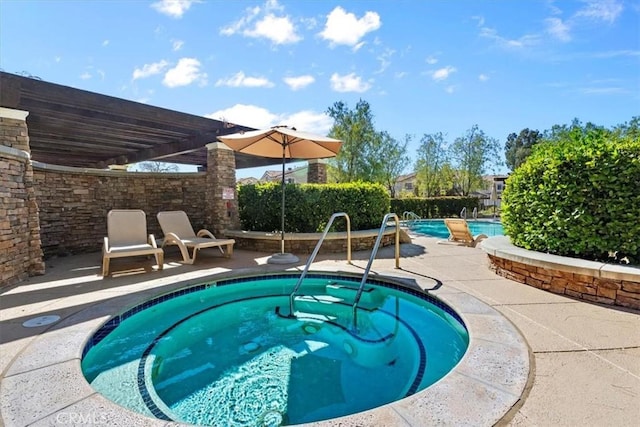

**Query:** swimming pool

left=82, top=273, right=469, bottom=426
left=408, top=219, right=504, bottom=239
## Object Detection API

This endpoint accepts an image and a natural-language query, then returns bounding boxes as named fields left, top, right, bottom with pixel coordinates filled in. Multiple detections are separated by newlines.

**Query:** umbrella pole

left=280, top=145, right=286, bottom=254
left=267, top=136, right=299, bottom=265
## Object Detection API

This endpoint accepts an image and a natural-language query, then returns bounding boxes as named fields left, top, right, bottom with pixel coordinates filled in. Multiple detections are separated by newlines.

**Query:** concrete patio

left=1, top=234, right=638, bottom=426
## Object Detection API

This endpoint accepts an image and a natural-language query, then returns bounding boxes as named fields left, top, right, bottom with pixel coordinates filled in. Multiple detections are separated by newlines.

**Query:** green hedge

left=391, top=197, right=481, bottom=219
left=502, top=129, right=640, bottom=265
left=237, top=182, right=390, bottom=232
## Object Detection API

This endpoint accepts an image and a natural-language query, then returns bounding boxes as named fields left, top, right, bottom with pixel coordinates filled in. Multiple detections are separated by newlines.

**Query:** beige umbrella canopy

left=219, top=125, right=343, bottom=264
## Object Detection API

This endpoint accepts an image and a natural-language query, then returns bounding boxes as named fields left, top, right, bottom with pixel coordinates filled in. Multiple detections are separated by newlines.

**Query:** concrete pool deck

left=1, top=234, right=639, bottom=426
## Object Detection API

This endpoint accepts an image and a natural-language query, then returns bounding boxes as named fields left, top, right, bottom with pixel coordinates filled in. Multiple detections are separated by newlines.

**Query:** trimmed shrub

left=391, top=197, right=481, bottom=219
left=502, top=128, right=640, bottom=265
left=237, top=182, right=390, bottom=232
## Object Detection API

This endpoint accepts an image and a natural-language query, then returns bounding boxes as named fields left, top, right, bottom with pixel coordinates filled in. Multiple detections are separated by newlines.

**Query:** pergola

left=0, top=71, right=284, bottom=170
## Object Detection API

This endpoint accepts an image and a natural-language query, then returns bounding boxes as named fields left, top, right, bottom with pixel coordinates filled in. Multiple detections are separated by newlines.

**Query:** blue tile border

left=83, top=273, right=465, bottom=357
left=81, top=271, right=470, bottom=422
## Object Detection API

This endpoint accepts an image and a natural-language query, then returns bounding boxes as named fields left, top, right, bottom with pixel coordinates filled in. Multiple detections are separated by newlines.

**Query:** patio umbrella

left=489, top=181, right=498, bottom=218
left=219, top=125, right=342, bottom=264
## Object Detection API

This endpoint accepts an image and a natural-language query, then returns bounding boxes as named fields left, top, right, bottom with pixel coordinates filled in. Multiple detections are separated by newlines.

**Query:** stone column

left=307, top=158, right=328, bottom=184
left=0, top=107, right=45, bottom=287
left=205, top=142, right=240, bottom=236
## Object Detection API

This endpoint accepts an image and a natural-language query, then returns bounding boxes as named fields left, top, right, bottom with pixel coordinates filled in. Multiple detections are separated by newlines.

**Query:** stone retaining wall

left=483, top=237, right=640, bottom=310
left=226, top=230, right=400, bottom=254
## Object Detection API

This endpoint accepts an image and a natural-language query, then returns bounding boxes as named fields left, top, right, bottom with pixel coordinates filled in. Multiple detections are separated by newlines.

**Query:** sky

left=1, top=0, right=638, bottom=179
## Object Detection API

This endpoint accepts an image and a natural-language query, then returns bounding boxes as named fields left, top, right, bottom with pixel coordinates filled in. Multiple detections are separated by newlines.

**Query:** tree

left=450, top=125, right=500, bottom=196
left=542, top=118, right=603, bottom=143
left=415, top=132, right=449, bottom=197
left=613, top=116, right=640, bottom=140
left=377, top=132, right=410, bottom=197
left=136, top=161, right=179, bottom=173
left=504, top=128, right=541, bottom=171
left=326, top=100, right=378, bottom=182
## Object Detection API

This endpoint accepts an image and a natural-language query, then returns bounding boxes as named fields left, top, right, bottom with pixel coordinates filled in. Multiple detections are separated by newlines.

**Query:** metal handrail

left=288, top=212, right=351, bottom=316
left=352, top=213, right=400, bottom=330
left=460, top=207, right=467, bottom=219
left=472, top=207, right=478, bottom=220
left=402, top=211, right=421, bottom=221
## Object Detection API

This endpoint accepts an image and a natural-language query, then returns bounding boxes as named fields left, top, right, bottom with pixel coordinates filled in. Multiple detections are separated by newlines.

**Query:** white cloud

left=545, top=17, right=572, bottom=42
left=431, top=66, right=457, bottom=81
left=206, top=104, right=332, bottom=135
left=220, top=5, right=261, bottom=36
left=479, top=27, right=540, bottom=49
left=102, top=40, right=109, bottom=47
left=319, top=6, right=381, bottom=48
left=285, top=110, right=334, bottom=135
left=163, top=58, right=207, bottom=87
left=471, top=15, right=485, bottom=27
left=151, top=0, right=198, bottom=18
left=445, top=85, right=457, bottom=94
left=206, top=104, right=279, bottom=129
left=215, top=71, right=274, bottom=88
left=547, top=49, right=640, bottom=61
left=283, top=75, right=315, bottom=90
left=80, top=72, right=91, bottom=80
left=132, top=60, right=169, bottom=80
left=579, top=86, right=627, bottom=95
left=330, top=73, right=372, bottom=93
left=478, top=74, right=489, bottom=82
left=375, top=48, right=395, bottom=74
left=172, top=39, right=184, bottom=51
left=576, top=0, right=623, bottom=23
left=220, top=0, right=300, bottom=44
left=425, top=55, right=438, bottom=65
left=245, top=14, right=301, bottom=44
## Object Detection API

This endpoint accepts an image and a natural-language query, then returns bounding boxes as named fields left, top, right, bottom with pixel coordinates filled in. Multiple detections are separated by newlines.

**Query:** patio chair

left=443, top=218, right=488, bottom=248
left=102, top=209, right=164, bottom=277
left=157, top=210, right=235, bottom=264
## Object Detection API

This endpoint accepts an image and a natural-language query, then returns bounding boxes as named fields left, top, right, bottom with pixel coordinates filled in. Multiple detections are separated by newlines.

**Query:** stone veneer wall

left=205, top=143, right=240, bottom=236
left=32, top=165, right=207, bottom=258
left=0, top=113, right=45, bottom=287
left=487, top=255, right=640, bottom=310
left=307, top=159, right=327, bottom=184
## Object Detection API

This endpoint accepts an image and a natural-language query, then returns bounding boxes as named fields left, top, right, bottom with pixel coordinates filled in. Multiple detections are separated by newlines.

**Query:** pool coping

left=0, top=267, right=531, bottom=426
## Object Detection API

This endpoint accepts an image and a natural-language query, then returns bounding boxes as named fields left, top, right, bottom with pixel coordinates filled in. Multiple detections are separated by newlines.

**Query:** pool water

left=408, top=219, right=504, bottom=239
left=82, top=274, right=468, bottom=426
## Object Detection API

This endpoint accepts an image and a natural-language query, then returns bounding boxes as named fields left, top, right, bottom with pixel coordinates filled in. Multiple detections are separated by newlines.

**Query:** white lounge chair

left=443, top=218, right=488, bottom=248
left=157, top=210, right=235, bottom=264
left=102, top=209, right=164, bottom=277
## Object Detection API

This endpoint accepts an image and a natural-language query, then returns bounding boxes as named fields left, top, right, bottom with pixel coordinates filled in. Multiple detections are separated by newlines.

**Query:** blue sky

left=1, top=0, right=638, bottom=179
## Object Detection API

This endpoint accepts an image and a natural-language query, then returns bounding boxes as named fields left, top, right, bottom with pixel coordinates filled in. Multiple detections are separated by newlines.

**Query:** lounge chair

left=443, top=218, right=488, bottom=247
left=102, top=209, right=164, bottom=277
left=157, top=210, right=235, bottom=264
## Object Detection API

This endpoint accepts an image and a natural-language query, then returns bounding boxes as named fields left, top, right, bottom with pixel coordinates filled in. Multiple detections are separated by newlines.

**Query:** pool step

left=293, top=295, right=348, bottom=320
left=325, top=283, right=384, bottom=308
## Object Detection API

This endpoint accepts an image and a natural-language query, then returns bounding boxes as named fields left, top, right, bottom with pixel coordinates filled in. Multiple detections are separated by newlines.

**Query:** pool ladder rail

left=287, top=212, right=401, bottom=332
left=352, top=213, right=400, bottom=331
left=461, top=207, right=478, bottom=220
left=287, top=212, right=352, bottom=317
left=401, top=211, right=420, bottom=227
left=402, top=211, right=421, bottom=221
